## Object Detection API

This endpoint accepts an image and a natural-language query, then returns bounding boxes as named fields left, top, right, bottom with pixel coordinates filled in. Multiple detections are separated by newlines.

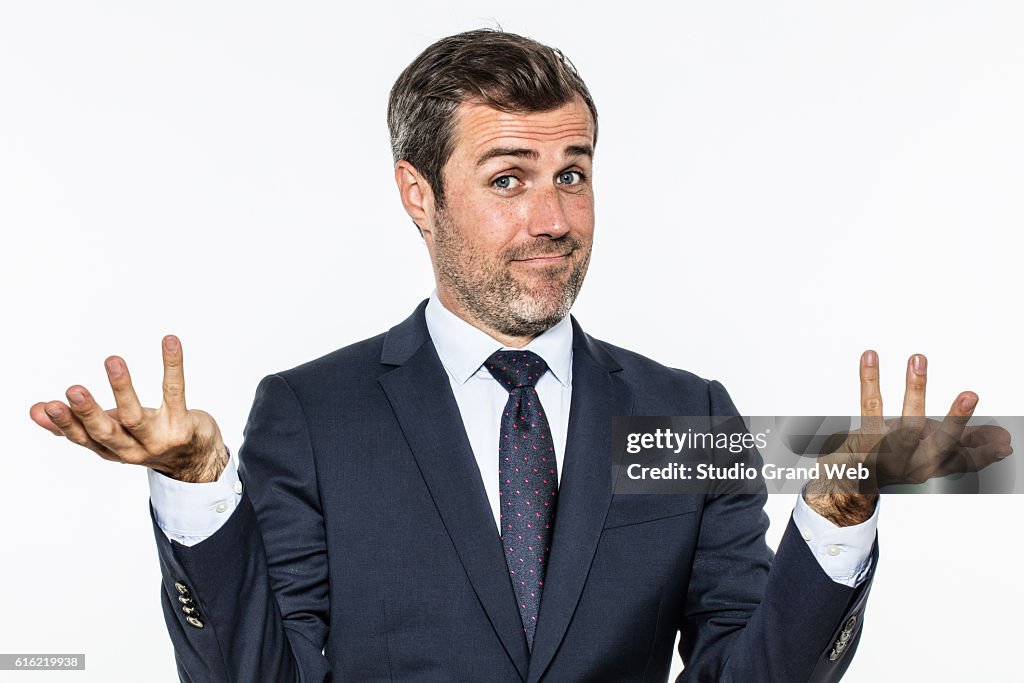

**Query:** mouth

left=513, top=251, right=573, bottom=265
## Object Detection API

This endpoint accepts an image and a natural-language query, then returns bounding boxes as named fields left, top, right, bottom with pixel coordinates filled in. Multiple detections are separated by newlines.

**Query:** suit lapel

left=377, top=303, right=531, bottom=680
left=526, top=319, right=633, bottom=683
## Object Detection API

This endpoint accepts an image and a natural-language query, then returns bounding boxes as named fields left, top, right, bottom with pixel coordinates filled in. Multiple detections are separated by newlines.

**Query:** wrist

left=156, top=437, right=229, bottom=484
left=803, top=479, right=879, bottom=526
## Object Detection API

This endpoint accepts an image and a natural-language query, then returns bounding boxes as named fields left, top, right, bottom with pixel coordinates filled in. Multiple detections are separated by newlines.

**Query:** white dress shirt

left=149, top=291, right=877, bottom=586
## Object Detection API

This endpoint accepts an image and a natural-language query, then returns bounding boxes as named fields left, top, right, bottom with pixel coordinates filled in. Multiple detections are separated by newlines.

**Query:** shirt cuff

left=147, top=448, right=243, bottom=547
left=792, top=491, right=878, bottom=588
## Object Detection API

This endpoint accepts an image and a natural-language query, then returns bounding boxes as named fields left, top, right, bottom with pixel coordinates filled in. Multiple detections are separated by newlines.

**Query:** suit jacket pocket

left=602, top=493, right=703, bottom=529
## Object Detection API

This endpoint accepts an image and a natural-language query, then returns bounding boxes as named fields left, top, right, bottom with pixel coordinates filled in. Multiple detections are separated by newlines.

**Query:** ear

left=394, top=160, right=436, bottom=238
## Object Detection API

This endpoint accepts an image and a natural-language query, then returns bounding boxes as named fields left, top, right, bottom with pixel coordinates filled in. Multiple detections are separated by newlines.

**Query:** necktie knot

left=484, top=350, right=549, bottom=392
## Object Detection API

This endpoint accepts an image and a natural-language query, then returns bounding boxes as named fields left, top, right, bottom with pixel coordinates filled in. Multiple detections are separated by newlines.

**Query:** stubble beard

left=432, top=208, right=592, bottom=339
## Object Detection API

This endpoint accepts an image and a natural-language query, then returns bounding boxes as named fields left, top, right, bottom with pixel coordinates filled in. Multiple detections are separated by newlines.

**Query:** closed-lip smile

left=514, top=251, right=572, bottom=264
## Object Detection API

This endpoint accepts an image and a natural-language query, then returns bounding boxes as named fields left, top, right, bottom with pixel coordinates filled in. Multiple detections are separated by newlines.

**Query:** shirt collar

left=424, top=289, right=573, bottom=387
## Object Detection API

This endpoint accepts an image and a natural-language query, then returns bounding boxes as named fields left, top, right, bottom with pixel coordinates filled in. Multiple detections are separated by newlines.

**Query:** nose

left=526, top=183, right=572, bottom=239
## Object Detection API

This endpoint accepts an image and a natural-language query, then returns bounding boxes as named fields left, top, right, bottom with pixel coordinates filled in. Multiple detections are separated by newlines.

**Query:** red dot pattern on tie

left=486, top=350, right=558, bottom=650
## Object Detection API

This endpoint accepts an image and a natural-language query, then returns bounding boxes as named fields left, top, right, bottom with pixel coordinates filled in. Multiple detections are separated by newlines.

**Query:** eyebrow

left=474, top=144, right=594, bottom=168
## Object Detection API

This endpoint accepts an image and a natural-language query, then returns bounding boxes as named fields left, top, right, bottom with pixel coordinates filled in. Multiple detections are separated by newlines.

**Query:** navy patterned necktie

left=485, top=349, right=559, bottom=650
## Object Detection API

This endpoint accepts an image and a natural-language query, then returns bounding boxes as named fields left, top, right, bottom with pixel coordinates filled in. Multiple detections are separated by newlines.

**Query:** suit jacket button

left=182, top=605, right=200, bottom=616
left=174, top=582, right=191, bottom=597
left=178, top=595, right=194, bottom=607
left=186, top=616, right=204, bottom=629
left=845, top=616, right=857, bottom=631
left=829, top=648, right=840, bottom=662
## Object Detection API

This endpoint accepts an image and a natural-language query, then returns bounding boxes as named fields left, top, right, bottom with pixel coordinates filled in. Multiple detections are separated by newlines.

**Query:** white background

left=2, top=2, right=1022, bottom=681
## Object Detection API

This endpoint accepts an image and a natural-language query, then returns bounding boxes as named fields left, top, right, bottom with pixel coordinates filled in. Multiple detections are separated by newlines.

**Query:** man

left=29, top=29, right=1009, bottom=681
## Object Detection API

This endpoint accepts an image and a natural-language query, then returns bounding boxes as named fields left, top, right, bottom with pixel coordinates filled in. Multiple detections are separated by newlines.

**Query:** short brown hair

left=387, top=29, right=598, bottom=212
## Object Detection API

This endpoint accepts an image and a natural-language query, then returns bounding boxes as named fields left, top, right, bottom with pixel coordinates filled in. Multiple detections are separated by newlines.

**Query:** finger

left=933, top=391, right=978, bottom=453
left=161, top=335, right=188, bottom=417
left=930, top=441, right=1013, bottom=480
left=901, top=354, right=927, bottom=433
left=860, top=350, right=884, bottom=434
left=39, top=400, right=120, bottom=461
left=29, top=402, right=66, bottom=436
left=104, top=355, right=148, bottom=435
left=961, top=424, right=1012, bottom=450
left=65, top=384, right=141, bottom=453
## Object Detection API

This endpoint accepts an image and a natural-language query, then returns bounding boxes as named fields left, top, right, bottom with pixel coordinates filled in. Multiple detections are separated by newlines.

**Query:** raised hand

left=29, top=335, right=228, bottom=483
left=805, top=350, right=1013, bottom=525
left=853, top=351, right=1011, bottom=487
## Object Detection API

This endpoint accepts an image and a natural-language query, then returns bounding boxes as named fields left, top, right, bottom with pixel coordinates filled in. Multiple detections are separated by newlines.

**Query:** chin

left=507, top=291, right=575, bottom=329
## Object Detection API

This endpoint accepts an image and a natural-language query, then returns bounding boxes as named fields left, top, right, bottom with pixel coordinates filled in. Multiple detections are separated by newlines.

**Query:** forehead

left=450, top=96, right=595, bottom=161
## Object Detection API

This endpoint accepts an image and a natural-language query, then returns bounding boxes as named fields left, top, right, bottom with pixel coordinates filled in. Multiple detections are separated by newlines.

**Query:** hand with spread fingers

left=28, top=335, right=228, bottom=483
left=804, top=350, right=1014, bottom=526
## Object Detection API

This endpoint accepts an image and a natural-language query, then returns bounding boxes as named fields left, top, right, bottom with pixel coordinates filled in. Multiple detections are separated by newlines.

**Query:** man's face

left=424, top=95, right=595, bottom=340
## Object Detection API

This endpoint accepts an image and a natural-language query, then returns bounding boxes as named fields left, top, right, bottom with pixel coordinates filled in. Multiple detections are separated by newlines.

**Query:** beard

left=432, top=208, right=592, bottom=339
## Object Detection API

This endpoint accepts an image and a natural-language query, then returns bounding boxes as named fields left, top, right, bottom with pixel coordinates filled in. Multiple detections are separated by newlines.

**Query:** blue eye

left=558, top=171, right=584, bottom=185
left=494, top=176, right=513, bottom=189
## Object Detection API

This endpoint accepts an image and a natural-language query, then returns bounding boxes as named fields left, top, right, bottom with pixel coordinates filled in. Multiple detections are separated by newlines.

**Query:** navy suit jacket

left=152, top=301, right=877, bottom=682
